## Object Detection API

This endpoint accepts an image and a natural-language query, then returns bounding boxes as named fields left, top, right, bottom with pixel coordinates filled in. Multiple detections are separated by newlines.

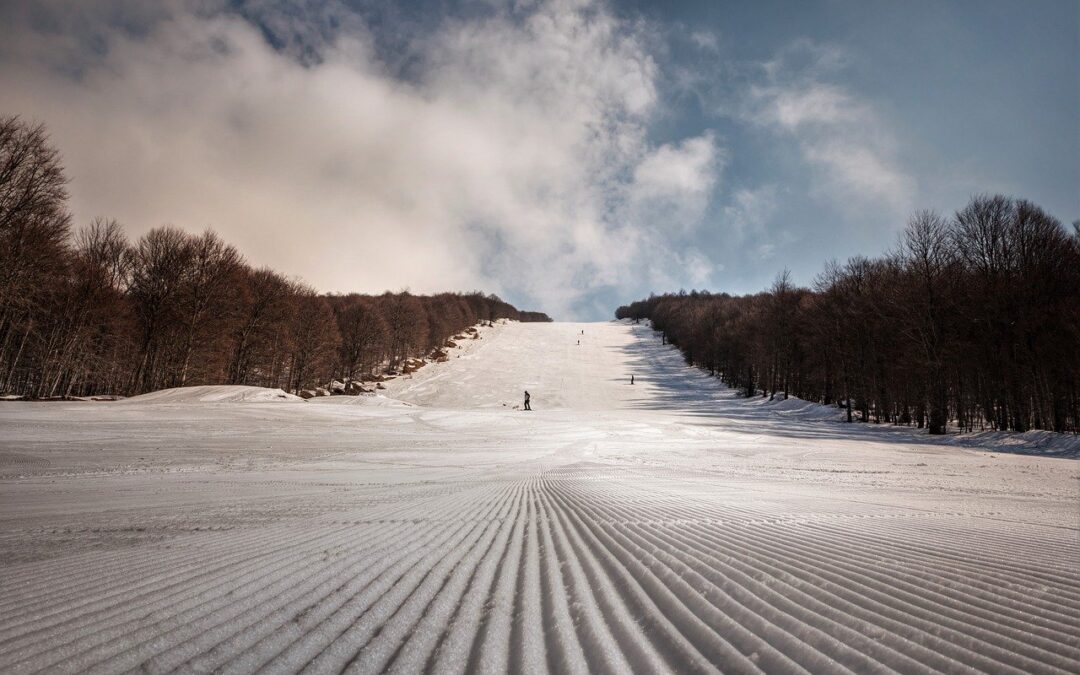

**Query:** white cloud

left=747, top=41, right=915, bottom=215
left=689, top=30, right=720, bottom=52
left=759, top=83, right=866, bottom=129
left=630, top=131, right=722, bottom=232
left=722, top=185, right=779, bottom=239
left=0, top=0, right=723, bottom=319
left=720, top=185, right=799, bottom=262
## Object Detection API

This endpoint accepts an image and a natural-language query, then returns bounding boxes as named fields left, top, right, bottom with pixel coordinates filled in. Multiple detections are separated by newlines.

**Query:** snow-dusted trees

left=617, top=195, right=1080, bottom=434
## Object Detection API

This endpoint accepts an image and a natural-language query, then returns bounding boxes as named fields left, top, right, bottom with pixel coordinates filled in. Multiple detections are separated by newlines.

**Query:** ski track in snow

left=1, top=321, right=1078, bottom=674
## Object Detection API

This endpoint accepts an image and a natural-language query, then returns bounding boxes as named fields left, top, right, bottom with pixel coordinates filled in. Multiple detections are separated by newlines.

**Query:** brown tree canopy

left=0, top=117, right=551, bottom=398
left=617, top=196, right=1080, bottom=435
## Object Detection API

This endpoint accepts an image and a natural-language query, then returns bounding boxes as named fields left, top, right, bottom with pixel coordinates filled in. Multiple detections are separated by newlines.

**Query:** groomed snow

left=122, top=385, right=303, bottom=404
left=1, top=321, right=1078, bottom=673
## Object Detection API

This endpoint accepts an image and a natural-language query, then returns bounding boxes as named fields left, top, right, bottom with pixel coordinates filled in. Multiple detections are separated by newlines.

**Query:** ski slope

left=1, top=321, right=1078, bottom=674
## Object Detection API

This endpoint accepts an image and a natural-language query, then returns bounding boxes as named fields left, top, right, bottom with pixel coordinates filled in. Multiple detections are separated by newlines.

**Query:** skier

left=631, top=375, right=634, bottom=385
left=524, top=390, right=531, bottom=411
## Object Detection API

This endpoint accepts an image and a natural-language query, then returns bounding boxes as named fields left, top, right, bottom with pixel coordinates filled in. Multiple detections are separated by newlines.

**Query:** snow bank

left=121, top=385, right=303, bottom=404
left=750, top=394, right=847, bottom=422
left=747, top=392, right=1080, bottom=456
left=951, top=428, right=1080, bottom=458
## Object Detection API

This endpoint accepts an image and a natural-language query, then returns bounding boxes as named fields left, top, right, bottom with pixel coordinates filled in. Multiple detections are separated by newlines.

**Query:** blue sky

left=1, top=0, right=1076, bottom=319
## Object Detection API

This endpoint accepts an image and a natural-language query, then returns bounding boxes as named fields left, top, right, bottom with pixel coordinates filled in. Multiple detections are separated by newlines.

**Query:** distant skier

left=524, top=390, right=531, bottom=411
left=631, top=375, right=634, bottom=385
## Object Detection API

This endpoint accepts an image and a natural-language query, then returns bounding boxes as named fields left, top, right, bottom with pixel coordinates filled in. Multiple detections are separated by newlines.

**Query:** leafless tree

left=617, top=195, right=1079, bottom=434
left=288, top=287, right=339, bottom=394
left=175, top=230, right=243, bottom=386
left=0, top=117, right=71, bottom=391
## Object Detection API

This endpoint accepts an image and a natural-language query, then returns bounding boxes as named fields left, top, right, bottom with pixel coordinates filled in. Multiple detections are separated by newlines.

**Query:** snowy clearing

left=1, top=321, right=1078, bottom=674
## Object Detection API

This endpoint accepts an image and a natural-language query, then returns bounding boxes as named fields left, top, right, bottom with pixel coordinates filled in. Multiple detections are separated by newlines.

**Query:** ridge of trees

left=0, top=116, right=551, bottom=398
left=617, top=200, right=1080, bottom=435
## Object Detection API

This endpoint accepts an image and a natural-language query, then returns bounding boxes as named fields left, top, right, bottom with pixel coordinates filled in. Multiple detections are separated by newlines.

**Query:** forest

left=618, top=200, right=1080, bottom=435
left=0, top=116, right=549, bottom=399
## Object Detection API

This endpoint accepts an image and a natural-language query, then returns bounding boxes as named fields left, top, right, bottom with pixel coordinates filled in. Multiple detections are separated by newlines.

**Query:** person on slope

left=524, top=390, right=532, bottom=411
left=631, top=375, right=634, bottom=385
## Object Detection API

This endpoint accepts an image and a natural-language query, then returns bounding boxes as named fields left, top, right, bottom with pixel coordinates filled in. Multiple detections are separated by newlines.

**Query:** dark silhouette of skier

left=631, top=375, right=634, bottom=385
left=524, top=390, right=531, bottom=411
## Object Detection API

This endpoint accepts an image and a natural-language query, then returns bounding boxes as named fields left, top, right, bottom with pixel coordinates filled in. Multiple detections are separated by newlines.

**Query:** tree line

left=0, top=116, right=550, bottom=398
left=617, top=199, right=1080, bottom=434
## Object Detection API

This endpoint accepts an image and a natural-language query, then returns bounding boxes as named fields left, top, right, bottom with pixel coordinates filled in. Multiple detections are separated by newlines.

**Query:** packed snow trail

left=1, top=321, right=1078, bottom=674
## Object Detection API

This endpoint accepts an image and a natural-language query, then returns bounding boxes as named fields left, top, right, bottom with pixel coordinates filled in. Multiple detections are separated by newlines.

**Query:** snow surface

left=1, top=321, right=1078, bottom=673
left=122, top=385, right=303, bottom=404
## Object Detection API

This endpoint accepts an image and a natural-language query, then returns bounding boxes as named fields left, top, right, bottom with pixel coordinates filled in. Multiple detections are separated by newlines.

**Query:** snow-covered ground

left=1, top=321, right=1077, bottom=673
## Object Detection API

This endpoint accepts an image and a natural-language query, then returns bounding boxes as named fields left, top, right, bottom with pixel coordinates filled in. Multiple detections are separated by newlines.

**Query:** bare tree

left=127, top=227, right=193, bottom=393
left=336, top=297, right=388, bottom=381
left=0, top=117, right=71, bottom=391
left=617, top=195, right=1078, bottom=434
left=379, top=292, right=425, bottom=371
left=288, top=287, right=340, bottom=394
left=894, top=210, right=956, bottom=433
left=175, top=230, right=243, bottom=386
left=0, top=119, right=551, bottom=397
left=227, top=267, right=293, bottom=386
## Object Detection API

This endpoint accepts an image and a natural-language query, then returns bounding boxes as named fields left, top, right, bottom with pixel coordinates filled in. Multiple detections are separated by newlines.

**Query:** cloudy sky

left=1, top=0, right=1076, bottom=319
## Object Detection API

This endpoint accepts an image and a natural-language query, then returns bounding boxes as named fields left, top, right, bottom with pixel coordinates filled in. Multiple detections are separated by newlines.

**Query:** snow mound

left=122, top=385, right=302, bottom=404
left=752, top=394, right=846, bottom=421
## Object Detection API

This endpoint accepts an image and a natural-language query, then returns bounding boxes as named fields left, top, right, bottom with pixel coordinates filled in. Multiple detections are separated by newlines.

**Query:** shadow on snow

left=615, top=323, right=1080, bottom=459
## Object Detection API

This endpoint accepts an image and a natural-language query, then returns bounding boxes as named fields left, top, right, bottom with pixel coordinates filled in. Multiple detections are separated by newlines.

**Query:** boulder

left=344, top=380, right=368, bottom=395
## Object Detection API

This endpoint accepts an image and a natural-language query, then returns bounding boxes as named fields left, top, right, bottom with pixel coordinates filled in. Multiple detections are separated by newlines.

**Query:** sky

left=1, top=0, right=1076, bottom=320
